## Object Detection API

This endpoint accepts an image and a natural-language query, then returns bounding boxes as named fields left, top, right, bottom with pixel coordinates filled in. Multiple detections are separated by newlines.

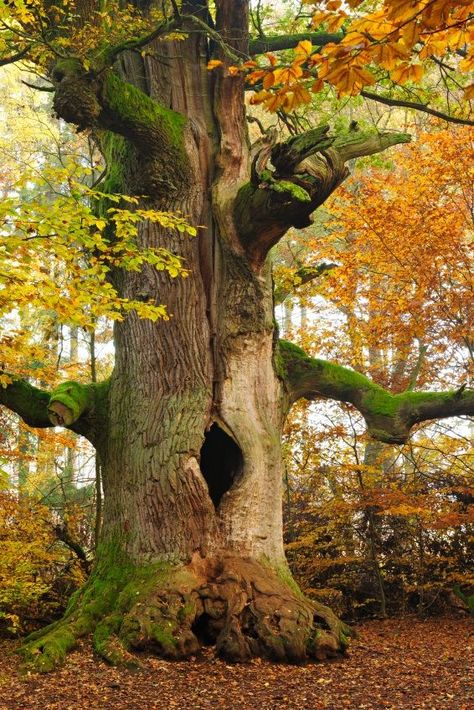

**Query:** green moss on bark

left=262, top=556, right=306, bottom=601
left=21, top=539, right=201, bottom=670
left=279, top=339, right=473, bottom=444
left=52, top=58, right=84, bottom=81
left=269, top=180, right=311, bottom=202
left=48, top=381, right=94, bottom=425
left=103, top=72, right=186, bottom=149
left=22, top=626, right=77, bottom=673
left=99, top=131, right=133, bottom=195
left=0, top=377, right=51, bottom=428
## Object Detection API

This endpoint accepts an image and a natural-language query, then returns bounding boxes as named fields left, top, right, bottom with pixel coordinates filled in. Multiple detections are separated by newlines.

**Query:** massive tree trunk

left=17, top=1, right=349, bottom=669
left=1, top=0, right=473, bottom=671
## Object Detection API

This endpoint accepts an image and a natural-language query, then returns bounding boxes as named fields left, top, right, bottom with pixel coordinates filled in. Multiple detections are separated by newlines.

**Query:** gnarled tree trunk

left=20, top=1, right=350, bottom=669
left=2, top=0, right=473, bottom=671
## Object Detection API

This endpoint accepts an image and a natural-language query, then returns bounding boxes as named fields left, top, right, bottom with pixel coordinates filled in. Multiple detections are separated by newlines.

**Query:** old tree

left=1, top=0, right=473, bottom=670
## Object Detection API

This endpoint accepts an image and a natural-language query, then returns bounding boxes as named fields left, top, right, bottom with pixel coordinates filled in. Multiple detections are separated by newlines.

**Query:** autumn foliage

left=0, top=492, right=87, bottom=635
left=209, top=0, right=474, bottom=114
left=278, top=126, right=473, bottom=617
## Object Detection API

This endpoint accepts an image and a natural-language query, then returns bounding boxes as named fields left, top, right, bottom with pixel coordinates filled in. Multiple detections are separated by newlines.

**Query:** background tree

left=0, top=0, right=472, bottom=671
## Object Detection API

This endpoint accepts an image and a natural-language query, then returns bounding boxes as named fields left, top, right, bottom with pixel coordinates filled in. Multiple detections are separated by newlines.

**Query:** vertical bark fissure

left=16, top=2, right=357, bottom=668
left=98, top=26, right=220, bottom=561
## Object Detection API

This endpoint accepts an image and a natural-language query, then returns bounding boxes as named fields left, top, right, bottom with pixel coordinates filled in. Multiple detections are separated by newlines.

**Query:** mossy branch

left=234, top=127, right=410, bottom=268
left=248, top=32, right=343, bottom=56
left=48, top=381, right=94, bottom=427
left=0, top=377, right=51, bottom=428
left=278, top=341, right=474, bottom=444
left=51, top=63, right=189, bottom=197
left=0, top=376, right=109, bottom=447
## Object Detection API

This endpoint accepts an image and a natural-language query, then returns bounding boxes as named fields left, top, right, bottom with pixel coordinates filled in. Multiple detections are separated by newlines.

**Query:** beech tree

left=0, top=0, right=473, bottom=670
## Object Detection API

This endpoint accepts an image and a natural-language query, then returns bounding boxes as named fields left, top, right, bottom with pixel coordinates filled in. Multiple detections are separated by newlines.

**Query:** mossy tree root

left=21, top=554, right=352, bottom=672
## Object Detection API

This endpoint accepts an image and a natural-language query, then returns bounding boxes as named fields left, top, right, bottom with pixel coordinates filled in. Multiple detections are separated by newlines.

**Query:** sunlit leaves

left=0, top=171, right=196, bottom=329
left=308, top=0, right=473, bottom=95
left=0, top=68, right=197, bottom=334
left=0, top=1, right=168, bottom=72
left=0, top=493, right=63, bottom=633
left=211, top=1, right=474, bottom=112
left=278, top=124, right=473, bottom=609
left=317, top=126, right=474, bottom=382
left=0, top=489, right=88, bottom=634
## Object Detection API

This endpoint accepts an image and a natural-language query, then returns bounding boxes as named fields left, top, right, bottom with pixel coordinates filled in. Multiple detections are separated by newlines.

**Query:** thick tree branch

left=0, top=378, right=51, bottom=428
left=51, top=62, right=190, bottom=197
left=0, top=376, right=109, bottom=447
left=249, top=33, right=343, bottom=56
left=278, top=341, right=474, bottom=444
left=361, top=90, right=474, bottom=127
left=47, top=381, right=95, bottom=427
left=234, top=126, right=410, bottom=267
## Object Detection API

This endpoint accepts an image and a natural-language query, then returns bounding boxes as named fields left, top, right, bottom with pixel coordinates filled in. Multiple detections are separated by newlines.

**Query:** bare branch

left=361, top=90, right=474, bottom=127
left=21, top=80, right=54, bottom=92
left=0, top=46, right=31, bottom=67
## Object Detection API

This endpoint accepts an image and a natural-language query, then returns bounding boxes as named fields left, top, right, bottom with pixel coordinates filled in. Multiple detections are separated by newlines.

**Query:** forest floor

left=0, top=616, right=472, bottom=709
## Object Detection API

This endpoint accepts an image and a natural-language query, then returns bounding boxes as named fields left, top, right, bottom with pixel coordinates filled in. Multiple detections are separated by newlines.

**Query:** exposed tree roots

left=21, top=555, right=353, bottom=672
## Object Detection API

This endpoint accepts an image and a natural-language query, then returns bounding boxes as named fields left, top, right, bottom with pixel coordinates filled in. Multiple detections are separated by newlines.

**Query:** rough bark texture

left=1, top=0, right=471, bottom=671
left=22, top=0, right=341, bottom=668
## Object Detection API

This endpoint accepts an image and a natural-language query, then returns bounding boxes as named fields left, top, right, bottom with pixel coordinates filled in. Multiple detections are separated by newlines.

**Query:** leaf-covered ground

left=0, top=617, right=472, bottom=709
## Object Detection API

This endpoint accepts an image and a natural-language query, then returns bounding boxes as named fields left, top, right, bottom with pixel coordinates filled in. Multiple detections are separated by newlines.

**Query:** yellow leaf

left=263, top=91, right=287, bottom=112
left=263, top=71, right=275, bottom=89
left=247, top=69, right=267, bottom=85
left=249, top=89, right=271, bottom=105
left=312, top=78, right=324, bottom=93
left=265, top=53, right=278, bottom=67
left=0, top=374, right=12, bottom=389
left=273, top=65, right=303, bottom=85
left=391, top=62, right=424, bottom=85
left=460, top=54, right=474, bottom=73
left=295, top=40, right=312, bottom=58
left=326, top=13, right=347, bottom=33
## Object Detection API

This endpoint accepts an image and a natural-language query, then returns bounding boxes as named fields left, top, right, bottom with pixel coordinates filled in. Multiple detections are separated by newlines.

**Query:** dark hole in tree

left=200, top=423, right=243, bottom=508
left=191, top=613, right=221, bottom=646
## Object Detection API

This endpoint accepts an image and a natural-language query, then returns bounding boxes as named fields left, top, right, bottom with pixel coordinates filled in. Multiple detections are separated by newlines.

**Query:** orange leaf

left=207, top=59, right=223, bottom=70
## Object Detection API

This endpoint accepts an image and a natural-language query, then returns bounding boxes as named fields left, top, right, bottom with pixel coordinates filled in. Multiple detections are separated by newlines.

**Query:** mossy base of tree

left=21, top=553, right=353, bottom=672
